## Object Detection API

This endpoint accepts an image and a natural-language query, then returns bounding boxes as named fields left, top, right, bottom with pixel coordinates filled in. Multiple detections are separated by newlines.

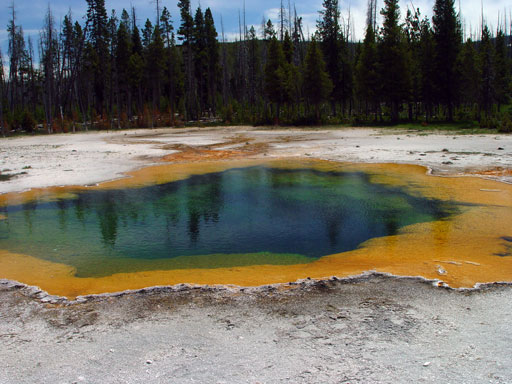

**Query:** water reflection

left=0, top=166, right=459, bottom=276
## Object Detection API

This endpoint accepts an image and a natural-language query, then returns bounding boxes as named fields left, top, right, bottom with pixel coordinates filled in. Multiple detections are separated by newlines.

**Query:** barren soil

left=1, top=276, right=511, bottom=384
left=1, top=126, right=511, bottom=194
left=1, top=126, right=512, bottom=383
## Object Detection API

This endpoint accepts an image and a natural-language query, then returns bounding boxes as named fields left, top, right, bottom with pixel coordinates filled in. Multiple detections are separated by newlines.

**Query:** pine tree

left=61, top=15, right=73, bottom=111
left=317, top=0, right=351, bottom=114
left=148, top=24, right=166, bottom=124
left=160, top=7, right=183, bottom=124
left=131, top=23, right=143, bottom=56
left=479, top=25, right=495, bottom=117
left=40, top=5, right=58, bottom=132
left=116, top=11, right=132, bottom=120
left=264, top=37, right=289, bottom=123
left=108, top=10, right=119, bottom=129
left=193, top=7, right=207, bottom=116
left=303, top=38, right=333, bottom=121
left=264, top=19, right=276, bottom=40
left=418, top=18, right=436, bottom=121
left=7, top=4, right=27, bottom=117
left=0, top=48, right=5, bottom=136
left=177, top=0, right=195, bottom=119
left=142, top=19, right=153, bottom=49
left=129, top=23, right=144, bottom=114
left=204, top=8, right=219, bottom=115
left=248, top=26, right=262, bottom=106
left=282, top=30, right=300, bottom=118
left=459, top=38, right=480, bottom=113
left=283, top=30, right=293, bottom=64
left=432, top=0, right=462, bottom=121
left=355, top=24, right=379, bottom=117
left=378, top=0, right=411, bottom=122
left=494, top=30, right=511, bottom=110
left=72, top=21, right=87, bottom=129
left=85, top=0, right=110, bottom=114
left=405, top=8, right=422, bottom=120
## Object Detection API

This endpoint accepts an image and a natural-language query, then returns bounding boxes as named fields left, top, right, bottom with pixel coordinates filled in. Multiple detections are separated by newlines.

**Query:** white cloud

left=0, top=0, right=510, bottom=59
left=264, top=8, right=280, bottom=21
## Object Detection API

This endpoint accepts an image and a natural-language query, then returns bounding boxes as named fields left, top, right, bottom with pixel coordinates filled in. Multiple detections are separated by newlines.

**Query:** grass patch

left=256, top=121, right=500, bottom=134
left=0, top=174, right=14, bottom=181
left=391, top=121, right=496, bottom=134
left=0, top=171, right=28, bottom=181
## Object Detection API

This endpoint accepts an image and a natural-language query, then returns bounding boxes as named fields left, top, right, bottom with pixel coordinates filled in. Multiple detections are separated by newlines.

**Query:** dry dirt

left=1, top=126, right=512, bottom=383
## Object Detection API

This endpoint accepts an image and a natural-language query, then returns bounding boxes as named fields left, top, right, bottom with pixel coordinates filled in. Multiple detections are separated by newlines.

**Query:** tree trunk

left=447, top=103, right=454, bottom=122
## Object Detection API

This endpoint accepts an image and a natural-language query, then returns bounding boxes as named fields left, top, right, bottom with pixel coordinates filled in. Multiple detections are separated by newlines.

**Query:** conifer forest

left=1, top=0, right=511, bottom=134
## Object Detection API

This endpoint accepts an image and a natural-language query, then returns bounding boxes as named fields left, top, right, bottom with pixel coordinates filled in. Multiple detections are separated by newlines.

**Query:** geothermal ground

left=0, top=126, right=511, bottom=383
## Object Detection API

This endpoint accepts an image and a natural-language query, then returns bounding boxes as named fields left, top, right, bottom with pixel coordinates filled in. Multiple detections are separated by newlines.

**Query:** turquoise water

left=0, top=166, right=458, bottom=277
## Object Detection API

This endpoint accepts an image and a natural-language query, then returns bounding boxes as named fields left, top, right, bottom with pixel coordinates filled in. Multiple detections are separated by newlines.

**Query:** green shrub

left=21, top=110, right=36, bottom=132
left=498, top=113, right=512, bottom=133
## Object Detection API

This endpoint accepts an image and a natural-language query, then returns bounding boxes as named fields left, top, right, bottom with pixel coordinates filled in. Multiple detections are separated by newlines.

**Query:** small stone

left=146, top=360, right=153, bottom=365
left=423, top=362, right=431, bottom=367
left=498, top=147, right=504, bottom=150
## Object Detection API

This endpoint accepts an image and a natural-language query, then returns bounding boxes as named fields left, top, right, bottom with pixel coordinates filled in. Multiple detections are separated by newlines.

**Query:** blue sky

left=0, top=0, right=510, bottom=64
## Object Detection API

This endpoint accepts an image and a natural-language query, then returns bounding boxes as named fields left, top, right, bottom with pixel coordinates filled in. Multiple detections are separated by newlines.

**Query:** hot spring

left=1, top=159, right=511, bottom=297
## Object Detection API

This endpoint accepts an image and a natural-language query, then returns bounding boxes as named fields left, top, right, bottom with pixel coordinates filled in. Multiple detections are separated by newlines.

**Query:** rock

left=423, top=362, right=431, bottom=367
left=498, top=147, right=504, bottom=150
left=442, top=161, right=453, bottom=165
left=146, top=359, right=153, bottom=365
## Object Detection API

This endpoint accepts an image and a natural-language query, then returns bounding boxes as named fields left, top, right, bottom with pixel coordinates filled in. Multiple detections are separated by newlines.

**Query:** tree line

left=0, top=0, right=511, bottom=135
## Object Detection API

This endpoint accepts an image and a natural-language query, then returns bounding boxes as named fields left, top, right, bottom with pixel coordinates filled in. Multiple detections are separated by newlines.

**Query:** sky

left=0, top=0, right=510, bottom=64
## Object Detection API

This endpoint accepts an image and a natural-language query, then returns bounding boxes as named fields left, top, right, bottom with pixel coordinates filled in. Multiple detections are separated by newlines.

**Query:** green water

left=0, top=166, right=459, bottom=277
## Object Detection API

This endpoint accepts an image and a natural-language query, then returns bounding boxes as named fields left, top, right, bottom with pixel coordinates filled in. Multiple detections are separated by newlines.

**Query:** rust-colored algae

left=471, top=166, right=512, bottom=178
left=1, top=159, right=512, bottom=298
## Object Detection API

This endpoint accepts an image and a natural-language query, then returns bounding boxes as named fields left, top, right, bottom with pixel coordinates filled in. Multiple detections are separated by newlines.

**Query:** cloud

left=0, top=0, right=510, bottom=60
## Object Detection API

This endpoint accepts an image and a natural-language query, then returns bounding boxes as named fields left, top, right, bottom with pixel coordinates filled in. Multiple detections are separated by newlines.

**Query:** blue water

left=0, top=166, right=458, bottom=277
